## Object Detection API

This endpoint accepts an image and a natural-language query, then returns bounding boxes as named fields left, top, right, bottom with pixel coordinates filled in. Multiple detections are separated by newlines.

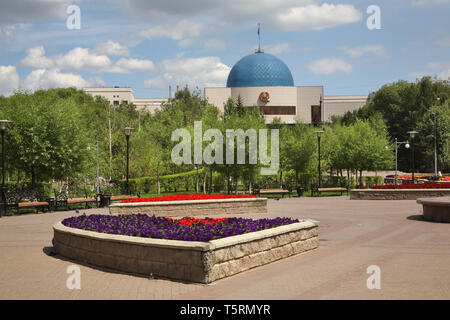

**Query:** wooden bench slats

left=317, top=187, right=347, bottom=192
left=110, top=195, right=138, bottom=201
left=259, top=189, right=290, bottom=194
left=67, top=197, right=97, bottom=204
left=18, top=201, right=50, bottom=208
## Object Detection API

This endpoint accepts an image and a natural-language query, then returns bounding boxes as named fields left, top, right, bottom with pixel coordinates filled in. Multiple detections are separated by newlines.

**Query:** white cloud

left=20, top=45, right=155, bottom=74
left=115, top=58, right=156, bottom=72
left=270, top=3, right=362, bottom=31
left=145, top=56, right=230, bottom=89
left=203, top=38, right=227, bottom=51
left=140, top=20, right=204, bottom=40
left=20, top=45, right=53, bottom=68
left=93, top=40, right=131, bottom=56
left=307, top=58, right=352, bottom=75
left=427, top=61, right=450, bottom=80
left=23, top=68, right=91, bottom=91
left=411, top=0, right=450, bottom=6
left=341, top=45, right=389, bottom=58
left=0, top=65, right=20, bottom=96
left=263, top=43, right=293, bottom=55
left=122, top=1, right=360, bottom=32
left=54, top=47, right=112, bottom=72
left=435, top=36, right=450, bottom=47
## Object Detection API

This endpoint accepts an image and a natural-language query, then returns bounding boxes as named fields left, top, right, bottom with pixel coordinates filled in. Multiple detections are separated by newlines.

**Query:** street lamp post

left=124, top=125, right=135, bottom=195
left=407, top=131, right=418, bottom=184
left=434, top=97, right=440, bottom=179
left=393, top=138, right=410, bottom=185
left=0, top=120, right=10, bottom=218
left=314, top=130, right=324, bottom=188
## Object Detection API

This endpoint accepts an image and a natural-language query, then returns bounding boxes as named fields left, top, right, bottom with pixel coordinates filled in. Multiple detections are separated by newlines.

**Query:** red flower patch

left=121, top=194, right=258, bottom=203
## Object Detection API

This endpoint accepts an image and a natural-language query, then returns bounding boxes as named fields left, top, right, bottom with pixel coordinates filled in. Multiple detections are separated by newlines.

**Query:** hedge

left=116, top=168, right=207, bottom=195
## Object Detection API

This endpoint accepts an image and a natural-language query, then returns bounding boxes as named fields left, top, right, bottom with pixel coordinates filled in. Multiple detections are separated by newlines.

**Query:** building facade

left=205, top=50, right=370, bottom=124
left=83, top=87, right=168, bottom=113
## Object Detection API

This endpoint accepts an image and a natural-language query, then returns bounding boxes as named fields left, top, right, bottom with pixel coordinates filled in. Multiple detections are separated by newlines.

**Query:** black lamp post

left=407, top=131, right=418, bottom=184
left=434, top=97, right=440, bottom=179
left=124, top=125, right=134, bottom=195
left=0, top=120, right=10, bottom=218
left=314, top=130, right=324, bottom=188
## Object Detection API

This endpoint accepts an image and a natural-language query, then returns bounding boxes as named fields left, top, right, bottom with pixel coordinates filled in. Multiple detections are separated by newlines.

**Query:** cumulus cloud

left=307, top=58, right=352, bottom=75
left=115, top=58, right=156, bottom=72
left=269, top=3, right=362, bottom=31
left=0, top=65, right=20, bottom=96
left=20, top=45, right=155, bottom=74
left=341, top=45, right=389, bottom=58
left=23, top=68, right=91, bottom=91
left=427, top=61, right=450, bottom=80
left=140, top=20, right=204, bottom=40
left=145, top=56, right=230, bottom=89
left=263, top=43, right=293, bottom=55
left=20, top=46, right=53, bottom=68
left=93, top=40, right=131, bottom=56
left=120, top=1, right=360, bottom=32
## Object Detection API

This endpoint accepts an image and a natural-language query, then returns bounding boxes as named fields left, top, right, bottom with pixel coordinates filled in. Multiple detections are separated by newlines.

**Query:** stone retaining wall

left=53, top=219, right=319, bottom=283
left=350, top=189, right=450, bottom=200
left=108, top=198, right=267, bottom=217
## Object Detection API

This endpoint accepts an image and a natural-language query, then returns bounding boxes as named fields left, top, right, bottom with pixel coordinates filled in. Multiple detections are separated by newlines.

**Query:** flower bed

left=61, top=214, right=298, bottom=242
left=109, top=194, right=267, bottom=216
left=372, top=183, right=450, bottom=189
left=53, top=215, right=319, bottom=283
left=120, top=194, right=258, bottom=203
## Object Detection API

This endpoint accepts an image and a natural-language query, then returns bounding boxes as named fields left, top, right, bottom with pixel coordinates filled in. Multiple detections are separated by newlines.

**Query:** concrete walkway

left=0, top=197, right=449, bottom=300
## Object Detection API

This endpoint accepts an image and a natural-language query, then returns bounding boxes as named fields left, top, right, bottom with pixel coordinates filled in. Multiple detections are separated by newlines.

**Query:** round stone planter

left=52, top=219, right=319, bottom=283
left=417, top=197, right=450, bottom=223
left=108, top=198, right=267, bottom=217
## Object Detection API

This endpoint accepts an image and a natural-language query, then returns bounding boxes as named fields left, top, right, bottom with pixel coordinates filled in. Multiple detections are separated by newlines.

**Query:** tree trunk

left=157, top=170, right=160, bottom=195
left=195, top=166, right=199, bottom=193
left=203, top=169, right=207, bottom=194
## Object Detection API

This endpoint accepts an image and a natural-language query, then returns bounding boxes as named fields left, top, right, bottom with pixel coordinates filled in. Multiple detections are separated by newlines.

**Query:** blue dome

left=226, top=52, right=294, bottom=87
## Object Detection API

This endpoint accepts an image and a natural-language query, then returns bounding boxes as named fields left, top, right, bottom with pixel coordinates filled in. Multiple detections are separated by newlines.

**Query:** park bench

left=252, top=184, right=292, bottom=198
left=3, top=189, right=52, bottom=214
left=311, top=184, right=348, bottom=197
left=54, top=188, right=99, bottom=210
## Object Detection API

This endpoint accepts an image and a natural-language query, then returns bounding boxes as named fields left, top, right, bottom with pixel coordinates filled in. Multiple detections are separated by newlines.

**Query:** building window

left=258, top=106, right=296, bottom=115
left=123, top=100, right=128, bottom=105
left=113, top=100, right=119, bottom=106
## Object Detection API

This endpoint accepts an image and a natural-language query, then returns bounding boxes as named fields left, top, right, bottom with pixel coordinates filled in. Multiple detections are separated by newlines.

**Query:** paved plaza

left=0, top=197, right=449, bottom=300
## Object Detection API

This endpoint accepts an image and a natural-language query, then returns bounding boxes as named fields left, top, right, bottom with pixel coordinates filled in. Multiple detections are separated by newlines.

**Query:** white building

left=83, top=87, right=168, bottom=113
left=204, top=50, right=371, bottom=125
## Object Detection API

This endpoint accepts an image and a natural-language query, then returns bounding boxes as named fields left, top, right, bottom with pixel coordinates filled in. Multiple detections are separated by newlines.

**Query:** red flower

left=121, top=194, right=259, bottom=203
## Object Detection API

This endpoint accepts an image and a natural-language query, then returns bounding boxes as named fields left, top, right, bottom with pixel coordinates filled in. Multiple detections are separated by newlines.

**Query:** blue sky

left=0, top=0, right=449, bottom=98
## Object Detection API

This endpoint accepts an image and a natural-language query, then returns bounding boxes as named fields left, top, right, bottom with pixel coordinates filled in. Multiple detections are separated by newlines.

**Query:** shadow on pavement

left=41, top=246, right=205, bottom=285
